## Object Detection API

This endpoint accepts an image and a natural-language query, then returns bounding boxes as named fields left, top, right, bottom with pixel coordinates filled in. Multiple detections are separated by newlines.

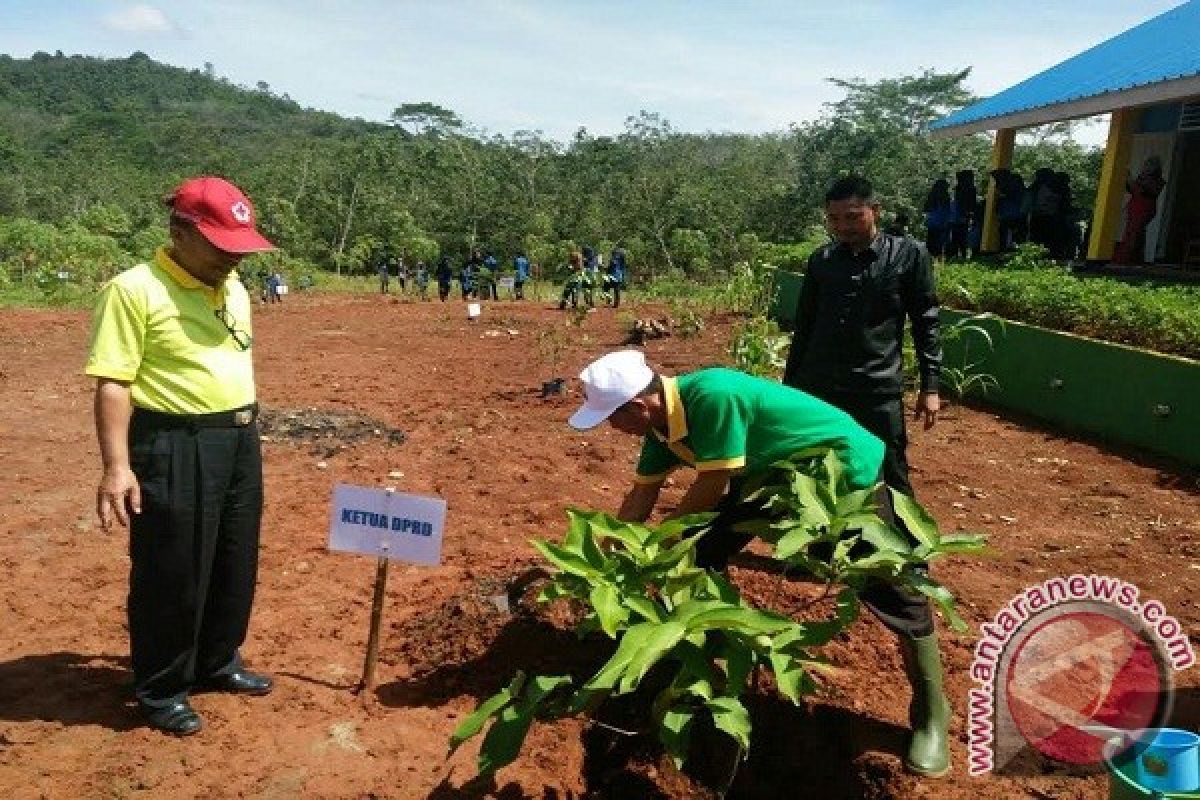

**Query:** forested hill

left=0, top=52, right=1100, bottom=280
left=0, top=52, right=378, bottom=231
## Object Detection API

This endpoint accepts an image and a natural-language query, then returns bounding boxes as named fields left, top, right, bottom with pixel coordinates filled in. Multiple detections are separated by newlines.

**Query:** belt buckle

left=234, top=409, right=253, bottom=426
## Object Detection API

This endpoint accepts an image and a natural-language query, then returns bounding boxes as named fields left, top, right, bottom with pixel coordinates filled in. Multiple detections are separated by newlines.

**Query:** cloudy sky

left=0, top=1, right=1185, bottom=143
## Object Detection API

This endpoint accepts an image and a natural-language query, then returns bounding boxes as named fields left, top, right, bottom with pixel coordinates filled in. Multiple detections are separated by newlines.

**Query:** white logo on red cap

left=230, top=201, right=251, bottom=224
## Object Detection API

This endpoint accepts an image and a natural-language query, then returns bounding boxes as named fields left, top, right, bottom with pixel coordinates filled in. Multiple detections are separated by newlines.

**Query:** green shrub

left=450, top=455, right=983, bottom=779
left=939, top=262, right=1200, bottom=361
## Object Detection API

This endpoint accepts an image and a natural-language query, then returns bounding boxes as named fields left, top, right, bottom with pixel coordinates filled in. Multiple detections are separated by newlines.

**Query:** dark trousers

left=693, top=481, right=933, bottom=638
left=438, top=283, right=451, bottom=302
left=808, top=390, right=912, bottom=496
left=948, top=223, right=971, bottom=259
left=127, top=409, right=264, bottom=708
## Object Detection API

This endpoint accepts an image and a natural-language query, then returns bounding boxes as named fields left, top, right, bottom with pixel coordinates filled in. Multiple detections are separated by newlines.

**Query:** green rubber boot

left=899, top=632, right=952, bottom=777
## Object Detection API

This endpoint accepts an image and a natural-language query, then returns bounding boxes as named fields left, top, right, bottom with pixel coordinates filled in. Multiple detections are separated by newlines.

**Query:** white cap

left=568, top=350, right=654, bottom=431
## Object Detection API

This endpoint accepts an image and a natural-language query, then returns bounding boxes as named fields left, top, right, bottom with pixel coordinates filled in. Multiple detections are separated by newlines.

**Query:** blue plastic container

left=1129, top=729, right=1200, bottom=794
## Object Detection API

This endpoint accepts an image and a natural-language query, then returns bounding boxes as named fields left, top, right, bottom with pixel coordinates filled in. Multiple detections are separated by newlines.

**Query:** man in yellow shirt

left=87, top=176, right=275, bottom=736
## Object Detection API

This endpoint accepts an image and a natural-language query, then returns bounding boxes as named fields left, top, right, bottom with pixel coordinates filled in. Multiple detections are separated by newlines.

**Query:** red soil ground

left=1, top=292, right=1197, bottom=799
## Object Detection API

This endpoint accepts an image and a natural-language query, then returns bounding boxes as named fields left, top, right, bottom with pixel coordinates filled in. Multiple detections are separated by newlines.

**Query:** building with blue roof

left=930, top=0, right=1200, bottom=266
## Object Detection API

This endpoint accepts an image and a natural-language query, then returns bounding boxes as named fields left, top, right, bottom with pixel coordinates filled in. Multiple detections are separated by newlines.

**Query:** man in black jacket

left=783, top=175, right=942, bottom=497
left=782, top=175, right=950, bottom=778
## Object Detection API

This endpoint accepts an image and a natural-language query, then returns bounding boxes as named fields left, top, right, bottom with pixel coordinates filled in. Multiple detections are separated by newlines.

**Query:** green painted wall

left=768, top=270, right=1200, bottom=467
left=941, top=310, right=1199, bottom=467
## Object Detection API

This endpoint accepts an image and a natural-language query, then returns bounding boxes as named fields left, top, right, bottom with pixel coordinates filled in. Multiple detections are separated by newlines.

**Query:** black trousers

left=692, top=480, right=933, bottom=638
left=805, top=390, right=912, bottom=496
left=127, top=409, right=264, bottom=708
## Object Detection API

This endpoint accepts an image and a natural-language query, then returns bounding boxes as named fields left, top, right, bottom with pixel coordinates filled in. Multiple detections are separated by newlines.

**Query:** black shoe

left=196, top=670, right=274, bottom=696
left=141, top=701, right=203, bottom=736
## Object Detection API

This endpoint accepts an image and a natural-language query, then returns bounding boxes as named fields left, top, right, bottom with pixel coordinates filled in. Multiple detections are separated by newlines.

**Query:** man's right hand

left=97, top=466, right=141, bottom=529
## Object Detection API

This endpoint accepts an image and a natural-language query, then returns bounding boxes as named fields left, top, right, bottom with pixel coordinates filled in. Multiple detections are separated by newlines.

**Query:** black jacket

left=782, top=233, right=941, bottom=396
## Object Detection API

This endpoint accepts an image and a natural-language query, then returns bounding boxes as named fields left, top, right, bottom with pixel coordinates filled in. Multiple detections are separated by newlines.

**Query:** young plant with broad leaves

left=449, top=454, right=984, bottom=778
left=447, top=509, right=853, bottom=777
left=731, top=449, right=986, bottom=631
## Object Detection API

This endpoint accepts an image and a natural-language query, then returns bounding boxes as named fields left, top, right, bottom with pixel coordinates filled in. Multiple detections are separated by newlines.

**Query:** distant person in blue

left=559, top=251, right=587, bottom=310
left=991, top=168, right=1027, bottom=251
left=513, top=252, right=530, bottom=300
left=436, top=256, right=453, bottom=302
left=377, top=253, right=390, bottom=294
left=581, top=245, right=600, bottom=307
left=415, top=260, right=430, bottom=300
left=922, top=179, right=953, bottom=261
left=605, top=247, right=627, bottom=307
left=1028, top=167, right=1063, bottom=253
left=482, top=252, right=499, bottom=300
left=948, top=170, right=977, bottom=260
left=266, top=270, right=284, bottom=304
left=459, top=259, right=476, bottom=301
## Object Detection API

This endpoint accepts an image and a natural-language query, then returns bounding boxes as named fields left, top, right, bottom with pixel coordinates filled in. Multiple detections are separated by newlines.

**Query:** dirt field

left=1, top=292, right=1197, bottom=799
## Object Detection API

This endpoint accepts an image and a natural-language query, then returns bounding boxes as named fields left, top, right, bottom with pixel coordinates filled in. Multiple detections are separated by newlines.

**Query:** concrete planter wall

left=769, top=269, right=1200, bottom=467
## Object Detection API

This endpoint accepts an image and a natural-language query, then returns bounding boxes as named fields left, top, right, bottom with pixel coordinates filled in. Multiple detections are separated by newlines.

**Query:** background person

left=415, top=260, right=430, bottom=299
left=513, top=251, right=530, bottom=300
left=922, top=179, right=953, bottom=261
left=784, top=175, right=942, bottom=499
left=436, top=255, right=453, bottom=302
left=1114, top=156, right=1166, bottom=266
left=949, top=170, right=977, bottom=259
left=605, top=247, right=627, bottom=307
left=86, top=176, right=276, bottom=736
left=377, top=252, right=390, bottom=294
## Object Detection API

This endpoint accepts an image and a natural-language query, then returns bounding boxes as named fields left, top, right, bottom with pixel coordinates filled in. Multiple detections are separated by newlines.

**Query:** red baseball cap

left=167, top=176, right=275, bottom=254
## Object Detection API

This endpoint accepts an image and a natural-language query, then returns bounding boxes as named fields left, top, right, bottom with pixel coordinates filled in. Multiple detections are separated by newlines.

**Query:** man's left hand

left=914, top=391, right=940, bottom=430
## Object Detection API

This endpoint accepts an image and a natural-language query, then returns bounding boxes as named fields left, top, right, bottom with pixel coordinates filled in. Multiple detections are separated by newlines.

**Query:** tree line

left=0, top=52, right=1103, bottom=288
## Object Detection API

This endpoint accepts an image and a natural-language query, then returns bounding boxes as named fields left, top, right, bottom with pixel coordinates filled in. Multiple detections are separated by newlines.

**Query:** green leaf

left=788, top=472, right=831, bottom=527
left=582, top=622, right=659, bottom=694
left=720, top=638, right=755, bottom=695
left=687, top=606, right=795, bottom=636
left=888, top=489, right=941, bottom=549
left=858, top=517, right=914, bottom=554
left=768, top=651, right=815, bottom=704
left=834, top=486, right=877, bottom=516
left=590, top=583, right=629, bottom=637
left=530, top=539, right=600, bottom=579
left=625, top=591, right=666, bottom=623
left=701, top=570, right=742, bottom=604
left=775, top=525, right=818, bottom=560
left=618, top=620, right=688, bottom=694
left=658, top=704, right=696, bottom=770
left=931, top=533, right=988, bottom=556
left=649, top=535, right=701, bottom=568
left=573, top=509, right=651, bottom=552
left=477, top=674, right=573, bottom=774
left=706, top=695, right=752, bottom=752
left=648, top=512, right=718, bottom=546
left=447, top=681, right=518, bottom=757
left=671, top=641, right=718, bottom=701
left=909, top=572, right=969, bottom=633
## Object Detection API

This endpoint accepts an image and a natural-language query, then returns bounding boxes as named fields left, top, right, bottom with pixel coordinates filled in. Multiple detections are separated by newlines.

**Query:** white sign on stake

left=328, top=484, right=446, bottom=565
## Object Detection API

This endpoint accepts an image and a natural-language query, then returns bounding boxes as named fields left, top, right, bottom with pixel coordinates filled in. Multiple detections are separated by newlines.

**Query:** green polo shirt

left=85, top=248, right=256, bottom=415
left=635, top=368, right=884, bottom=489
